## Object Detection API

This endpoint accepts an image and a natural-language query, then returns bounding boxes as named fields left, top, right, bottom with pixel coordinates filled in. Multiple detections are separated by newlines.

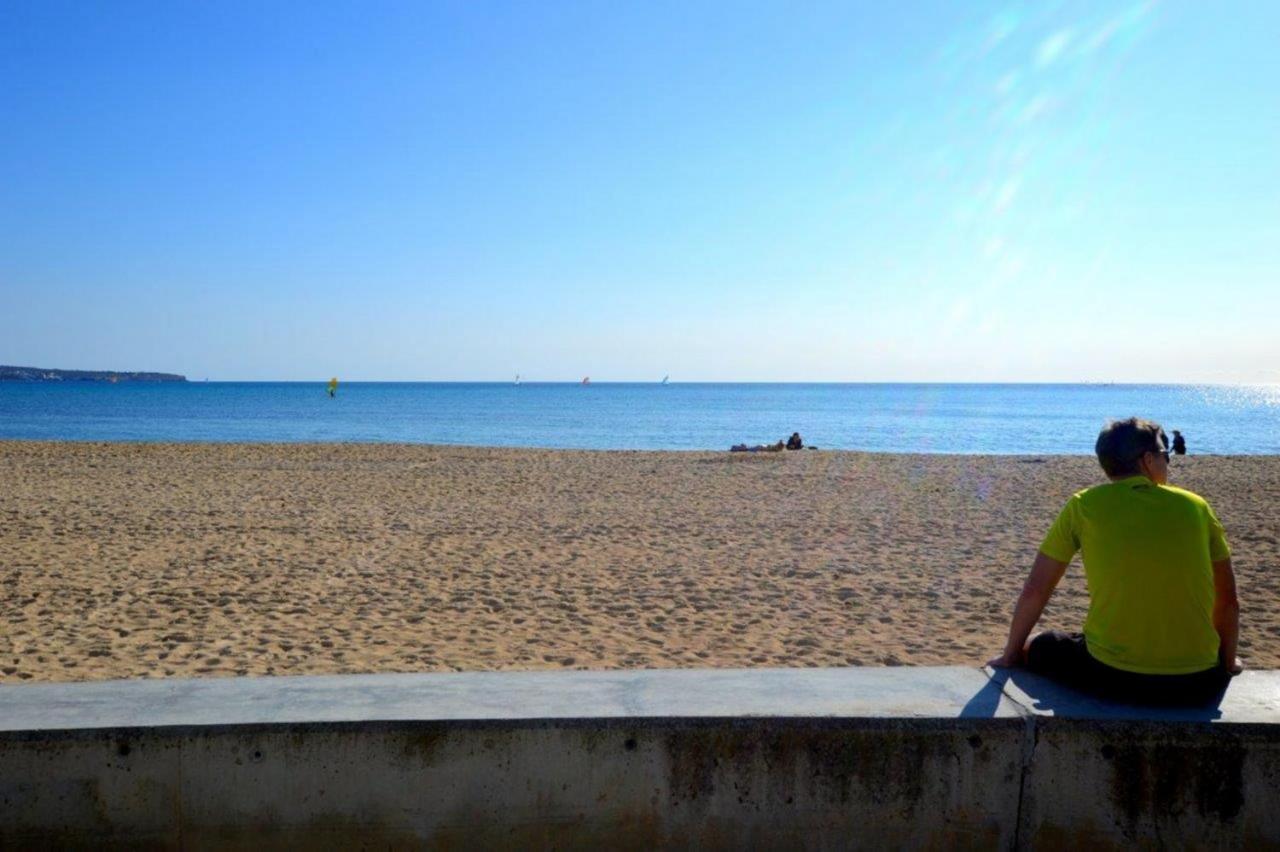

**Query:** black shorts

left=1025, top=630, right=1230, bottom=705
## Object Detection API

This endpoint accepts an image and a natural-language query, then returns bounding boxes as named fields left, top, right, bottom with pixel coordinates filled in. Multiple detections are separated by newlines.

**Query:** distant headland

left=0, top=365, right=187, bottom=383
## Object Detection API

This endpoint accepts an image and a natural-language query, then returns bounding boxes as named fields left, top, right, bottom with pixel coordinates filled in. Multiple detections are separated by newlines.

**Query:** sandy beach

left=1, top=441, right=1277, bottom=683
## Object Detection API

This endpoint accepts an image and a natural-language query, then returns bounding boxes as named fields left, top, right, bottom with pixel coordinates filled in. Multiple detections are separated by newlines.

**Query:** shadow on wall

left=959, top=673, right=1012, bottom=718
left=963, top=668, right=1228, bottom=721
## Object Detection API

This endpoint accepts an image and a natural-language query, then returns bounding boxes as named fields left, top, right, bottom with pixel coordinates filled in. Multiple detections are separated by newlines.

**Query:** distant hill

left=0, top=365, right=187, bottom=382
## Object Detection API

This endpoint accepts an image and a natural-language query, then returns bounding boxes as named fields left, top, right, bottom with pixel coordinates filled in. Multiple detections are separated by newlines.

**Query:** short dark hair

left=1095, top=417, right=1168, bottom=478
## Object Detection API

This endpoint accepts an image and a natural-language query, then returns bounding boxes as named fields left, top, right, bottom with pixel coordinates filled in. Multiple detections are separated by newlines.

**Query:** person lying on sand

left=988, top=417, right=1242, bottom=703
left=729, top=440, right=786, bottom=453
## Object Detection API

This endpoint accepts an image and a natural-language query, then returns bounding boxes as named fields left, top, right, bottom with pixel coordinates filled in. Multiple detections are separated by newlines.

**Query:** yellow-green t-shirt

left=1039, top=475, right=1230, bottom=675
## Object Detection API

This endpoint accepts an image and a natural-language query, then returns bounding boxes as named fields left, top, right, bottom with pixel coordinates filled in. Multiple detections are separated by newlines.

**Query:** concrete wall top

left=0, top=667, right=1024, bottom=732
left=1, top=666, right=1276, bottom=734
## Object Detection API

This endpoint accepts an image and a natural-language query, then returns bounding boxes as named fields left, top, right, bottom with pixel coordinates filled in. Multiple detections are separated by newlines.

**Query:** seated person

left=988, top=417, right=1241, bottom=703
left=786, top=432, right=803, bottom=450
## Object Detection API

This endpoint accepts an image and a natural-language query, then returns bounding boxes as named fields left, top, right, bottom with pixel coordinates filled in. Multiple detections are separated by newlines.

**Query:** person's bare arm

left=987, top=552, right=1069, bottom=668
left=1213, top=557, right=1243, bottom=674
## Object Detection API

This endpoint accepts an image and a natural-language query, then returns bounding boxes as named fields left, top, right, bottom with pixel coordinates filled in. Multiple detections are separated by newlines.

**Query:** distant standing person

left=1172, top=430, right=1187, bottom=455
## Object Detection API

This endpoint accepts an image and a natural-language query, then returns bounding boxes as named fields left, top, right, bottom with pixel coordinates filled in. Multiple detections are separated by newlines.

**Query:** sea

left=1, top=382, right=1278, bottom=455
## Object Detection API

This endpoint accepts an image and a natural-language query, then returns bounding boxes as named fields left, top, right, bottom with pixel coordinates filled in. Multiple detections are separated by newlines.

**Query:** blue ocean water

left=1, top=382, right=1278, bottom=454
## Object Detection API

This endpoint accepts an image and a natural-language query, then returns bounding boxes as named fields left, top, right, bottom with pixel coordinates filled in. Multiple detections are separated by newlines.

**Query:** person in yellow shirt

left=989, top=417, right=1242, bottom=702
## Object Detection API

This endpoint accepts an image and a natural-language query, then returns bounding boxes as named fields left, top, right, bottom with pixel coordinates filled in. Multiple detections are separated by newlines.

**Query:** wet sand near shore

left=2, top=441, right=1277, bottom=683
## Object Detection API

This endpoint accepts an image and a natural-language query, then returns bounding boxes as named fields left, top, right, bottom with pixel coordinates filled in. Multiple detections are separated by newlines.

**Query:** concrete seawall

left=1, top=666, right=1277, bottom=849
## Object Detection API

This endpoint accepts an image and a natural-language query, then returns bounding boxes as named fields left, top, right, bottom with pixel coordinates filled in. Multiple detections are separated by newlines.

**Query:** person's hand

left=986, top=652, right=1019, bottom=669
left=1226, top=656, right=1244, bottom=675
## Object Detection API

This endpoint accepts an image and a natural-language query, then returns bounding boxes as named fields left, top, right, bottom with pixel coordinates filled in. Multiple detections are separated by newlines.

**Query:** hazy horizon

left=6, top=367, right=1280, bottom=387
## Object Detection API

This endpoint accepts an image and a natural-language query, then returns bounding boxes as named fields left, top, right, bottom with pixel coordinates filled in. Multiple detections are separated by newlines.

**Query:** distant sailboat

left=661, top=374, right=669, bottom=385
left=581, top=376, right=590, bottom=385
left=514, top=373, right=520, bottom=385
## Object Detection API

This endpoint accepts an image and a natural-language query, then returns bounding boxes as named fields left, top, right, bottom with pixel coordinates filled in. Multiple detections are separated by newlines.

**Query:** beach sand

left=2, top=441, right=1277, bottom=683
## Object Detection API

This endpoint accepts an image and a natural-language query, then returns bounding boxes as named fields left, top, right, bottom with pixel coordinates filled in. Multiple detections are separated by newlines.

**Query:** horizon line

left=9, top=378, right=1278, bottom=387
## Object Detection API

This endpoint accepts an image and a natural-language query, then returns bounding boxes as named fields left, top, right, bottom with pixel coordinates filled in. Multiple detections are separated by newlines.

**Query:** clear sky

left=2, top=1, right=1277, bottom=382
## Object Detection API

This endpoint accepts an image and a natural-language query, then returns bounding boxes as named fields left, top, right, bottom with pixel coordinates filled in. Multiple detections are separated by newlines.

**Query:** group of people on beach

left=730, top=432, right=809, bottom=453
left=990, top=418, right=1239, bottom=704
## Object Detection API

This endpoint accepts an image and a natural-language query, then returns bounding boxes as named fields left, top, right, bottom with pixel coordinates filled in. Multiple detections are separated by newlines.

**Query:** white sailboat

left=514, top=373, right=520, bottom=385
left=661, top=374, right=669, bottom=385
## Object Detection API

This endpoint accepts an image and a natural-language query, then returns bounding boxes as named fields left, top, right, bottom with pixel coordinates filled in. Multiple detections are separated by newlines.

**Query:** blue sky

left=2, top=1, right=1277, bottom=381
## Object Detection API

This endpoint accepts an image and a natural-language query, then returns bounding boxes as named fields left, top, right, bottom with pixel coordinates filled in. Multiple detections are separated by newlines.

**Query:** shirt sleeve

left=1206, top=502, right=1231, bottom=562
left=1039, top=497, right=1080, bottom=563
